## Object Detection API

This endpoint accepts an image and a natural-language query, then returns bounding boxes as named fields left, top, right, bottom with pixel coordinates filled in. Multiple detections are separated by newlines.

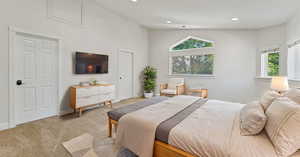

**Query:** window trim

left=287, top=41, right=300, bottom=80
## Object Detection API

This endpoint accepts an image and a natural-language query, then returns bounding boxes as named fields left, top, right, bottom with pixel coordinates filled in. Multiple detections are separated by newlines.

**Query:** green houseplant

left=143, top=66, right=157, bottom=98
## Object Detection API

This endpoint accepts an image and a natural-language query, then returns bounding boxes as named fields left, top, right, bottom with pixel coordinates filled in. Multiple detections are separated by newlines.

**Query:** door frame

left=117, top=49, right=135, bottom=100
left=8, top=27, right=63, bottom=128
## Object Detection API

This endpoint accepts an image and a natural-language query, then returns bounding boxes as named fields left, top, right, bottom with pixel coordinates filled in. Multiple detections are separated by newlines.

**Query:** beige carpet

left=0, top=98, right=144, bottom=157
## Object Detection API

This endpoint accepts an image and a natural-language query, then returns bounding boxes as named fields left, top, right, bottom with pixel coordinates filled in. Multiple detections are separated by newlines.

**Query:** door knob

left=16, top=80, right=23, bottom=86
left=120, top=76, right=123, bottom=79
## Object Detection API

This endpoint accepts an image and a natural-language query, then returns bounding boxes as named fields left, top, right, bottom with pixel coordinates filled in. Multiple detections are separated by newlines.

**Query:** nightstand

left=186, top=88, right=208, bottom=98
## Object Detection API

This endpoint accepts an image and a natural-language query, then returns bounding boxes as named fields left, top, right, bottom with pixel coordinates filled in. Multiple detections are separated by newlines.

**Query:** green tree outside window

left=172, top=38, right=213, bottom=51
left=268, top=53, right=279, bottom=76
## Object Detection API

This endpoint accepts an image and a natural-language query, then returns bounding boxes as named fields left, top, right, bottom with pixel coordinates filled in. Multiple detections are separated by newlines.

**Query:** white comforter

left=117, top=97, right=300, bottom=157
left=169, top=100, right=300, bottom=157
left=116, top=95, right=200, bottom=157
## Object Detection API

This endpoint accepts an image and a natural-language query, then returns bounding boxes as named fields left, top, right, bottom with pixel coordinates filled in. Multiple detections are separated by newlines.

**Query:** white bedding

left=117, top=97, right=300, bottom=157
left=169, top=100, right=299, bottom=157
left=116, top=95, right=200, bottom=157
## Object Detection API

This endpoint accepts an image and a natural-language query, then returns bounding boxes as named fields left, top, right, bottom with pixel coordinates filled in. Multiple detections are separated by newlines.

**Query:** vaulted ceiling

left=95, top=0, right=300, bottom=29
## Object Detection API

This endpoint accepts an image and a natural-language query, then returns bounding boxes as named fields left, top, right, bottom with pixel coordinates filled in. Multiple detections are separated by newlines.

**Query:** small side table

left=186, top=88, right=208, bottom=98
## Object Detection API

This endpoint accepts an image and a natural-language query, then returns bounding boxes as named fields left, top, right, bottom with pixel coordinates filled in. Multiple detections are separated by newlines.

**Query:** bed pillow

left=284, top=88, right=300, bottom=104
left=265, top=97, right=300, bottom=157
left=260, top=90, right=281, bottom=110
left=240, top=101, right=267, bottom=136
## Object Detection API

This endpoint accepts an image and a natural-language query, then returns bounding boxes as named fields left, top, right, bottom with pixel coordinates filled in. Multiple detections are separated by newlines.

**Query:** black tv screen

left=75, top=52, right=108, bottom=74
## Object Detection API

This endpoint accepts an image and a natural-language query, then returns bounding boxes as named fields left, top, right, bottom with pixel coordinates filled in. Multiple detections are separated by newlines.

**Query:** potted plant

left=143, top=66, right=157, bottom=98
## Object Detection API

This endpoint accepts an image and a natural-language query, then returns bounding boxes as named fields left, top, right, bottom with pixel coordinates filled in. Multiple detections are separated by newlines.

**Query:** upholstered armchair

left=160, top=78, right=185, bottom=96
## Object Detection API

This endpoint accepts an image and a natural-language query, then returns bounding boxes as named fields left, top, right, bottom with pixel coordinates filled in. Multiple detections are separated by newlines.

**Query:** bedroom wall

left=255, top=11, right=300, bottom=98
left=287, top=10, right=300, bottom=44
left=0, top=0, right=148, bottom=128
left=285, top=10, right=300, bottom=88
left=148, top=29, right=257, bottom=103
left=254, top=24, right=287, bottom=99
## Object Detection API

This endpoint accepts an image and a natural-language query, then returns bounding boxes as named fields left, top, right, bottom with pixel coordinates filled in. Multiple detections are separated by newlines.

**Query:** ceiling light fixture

left=166, top=20, right=172, bottom=24
left=231, top=17, right=239, bottom=22
left=130, top=0, right=138, bottom=2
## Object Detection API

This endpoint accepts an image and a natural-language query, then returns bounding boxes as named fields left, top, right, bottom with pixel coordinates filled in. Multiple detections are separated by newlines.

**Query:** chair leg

left=108, top=118, right=112, bottom=137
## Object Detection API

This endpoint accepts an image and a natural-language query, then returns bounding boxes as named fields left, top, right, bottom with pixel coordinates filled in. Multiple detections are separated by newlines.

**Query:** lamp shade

left=271, top=76, right=289, bottom=92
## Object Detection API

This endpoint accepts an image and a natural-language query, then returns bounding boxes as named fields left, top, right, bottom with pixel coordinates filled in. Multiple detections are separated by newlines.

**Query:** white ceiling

left=95, top=0, right=300, bottom=29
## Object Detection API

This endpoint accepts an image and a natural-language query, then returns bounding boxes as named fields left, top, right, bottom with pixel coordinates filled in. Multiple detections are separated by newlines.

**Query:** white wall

left=287, top=10, right=300, bottom=44
left=254, top=11, right=300, bottom=98
left=149, top=29, right=258, bottom=103
left=255, top=24, right=287, bottom=98
left=148, top=9, right=300, bottom=104
left=285, top=10, right=300, bottom=87
left=0, top=0, right=148, bottom=126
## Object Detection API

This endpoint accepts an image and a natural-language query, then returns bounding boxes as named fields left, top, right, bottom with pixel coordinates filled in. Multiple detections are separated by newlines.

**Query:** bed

left=107, top=96, right=300, bottom=157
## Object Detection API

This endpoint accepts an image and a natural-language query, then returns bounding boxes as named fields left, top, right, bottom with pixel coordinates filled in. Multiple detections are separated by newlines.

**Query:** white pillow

left=265, top=97, right=300, bottom=157
left=260, top=90, right=281, bottom=110
left=240, top=101, right=267, bottom=136
left=284, top=88, right=300, bottom=104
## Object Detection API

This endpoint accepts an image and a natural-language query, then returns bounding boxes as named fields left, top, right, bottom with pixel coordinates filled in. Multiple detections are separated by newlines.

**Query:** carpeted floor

left=0, top=98, right=144, bottom=157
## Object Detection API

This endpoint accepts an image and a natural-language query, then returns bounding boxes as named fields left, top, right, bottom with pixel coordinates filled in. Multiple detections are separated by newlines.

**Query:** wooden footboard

left=108, top=117, right=196, bottom=157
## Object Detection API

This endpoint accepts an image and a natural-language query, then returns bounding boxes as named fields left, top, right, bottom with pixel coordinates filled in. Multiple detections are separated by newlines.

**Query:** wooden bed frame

left=108, top=118, right=196, bottom=157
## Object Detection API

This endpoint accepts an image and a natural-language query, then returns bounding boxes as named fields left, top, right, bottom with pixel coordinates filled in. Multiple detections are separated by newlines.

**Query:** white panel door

left=14, top=33, right=58, bottom=125
left=118, top=51, right=133, bottom=100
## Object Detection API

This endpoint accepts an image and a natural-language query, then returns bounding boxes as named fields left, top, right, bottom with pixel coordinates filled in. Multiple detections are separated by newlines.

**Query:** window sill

left=169, top=74, right=216, bottom=78
left=255, top=76, right=272, bottom=79
left=289, top=78, right=300, bottom=82
left=256, top=76, right=300, bottom=82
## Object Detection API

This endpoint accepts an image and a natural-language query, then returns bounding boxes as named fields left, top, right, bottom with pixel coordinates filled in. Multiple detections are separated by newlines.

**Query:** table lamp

left=271, top=76, right=289, bottom=94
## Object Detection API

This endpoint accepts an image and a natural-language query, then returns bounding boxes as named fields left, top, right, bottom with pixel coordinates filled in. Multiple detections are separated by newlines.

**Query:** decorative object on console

left=90, top=79, right=98, bottom=86
left=143, top=66, right=157, bottom=98
left=160, top=78, right=185, bottom=96
left=271, top=76, right=289, bottom=94
left=70, top=84, right=115, bottom=116
left=79, top=81, right=90, bottom=87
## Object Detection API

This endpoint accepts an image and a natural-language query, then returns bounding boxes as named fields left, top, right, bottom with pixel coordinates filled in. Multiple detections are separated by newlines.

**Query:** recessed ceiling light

left=130, top=0, right=138, bottom=2
left=231, top=17, right=239, bottom=22
left=166, top=20, right=172, bottom=24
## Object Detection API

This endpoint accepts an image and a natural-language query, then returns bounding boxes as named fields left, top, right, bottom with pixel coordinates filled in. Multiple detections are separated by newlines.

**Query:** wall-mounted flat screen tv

left=75, top=52, right=108, bottom=74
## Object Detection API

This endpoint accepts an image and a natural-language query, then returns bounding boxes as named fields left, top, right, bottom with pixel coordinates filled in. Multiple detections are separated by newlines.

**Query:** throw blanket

left=116, top=95, right=201, bottom=157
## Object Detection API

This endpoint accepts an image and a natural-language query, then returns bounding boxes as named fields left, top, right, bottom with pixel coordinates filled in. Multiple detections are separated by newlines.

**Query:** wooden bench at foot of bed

left=108, top=117, right=196, bottom=157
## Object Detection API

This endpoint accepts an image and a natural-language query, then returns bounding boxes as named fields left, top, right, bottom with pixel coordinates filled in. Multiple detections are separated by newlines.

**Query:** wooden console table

left=70, top=84, right=115, bottom=116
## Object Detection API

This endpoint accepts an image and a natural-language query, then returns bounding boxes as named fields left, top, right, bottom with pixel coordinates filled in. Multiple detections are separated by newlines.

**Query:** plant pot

left=144, top=92, right=153, bottom=98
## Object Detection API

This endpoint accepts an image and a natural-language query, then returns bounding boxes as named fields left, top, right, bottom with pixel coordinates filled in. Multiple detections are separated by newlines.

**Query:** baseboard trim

left=0, top=122, right=9, bottom=131
left=59, top=108, right=74, bottom=116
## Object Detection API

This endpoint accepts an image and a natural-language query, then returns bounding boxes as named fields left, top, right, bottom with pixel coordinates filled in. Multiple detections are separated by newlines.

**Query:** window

left=172, top=54, right=214, bottom=75
left=288, top=42, right=300, bottom=80
left=172, top=38, right=213, bottom=51
left=169, top=36, right=215, bottom=76
left=260, top=48, right=280, bottom=77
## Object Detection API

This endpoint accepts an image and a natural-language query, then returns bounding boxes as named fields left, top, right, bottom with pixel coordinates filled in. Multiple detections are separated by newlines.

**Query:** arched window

left=170, top=37, right=213, bottom=51
left=169, top=36, right=215, bottom=76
